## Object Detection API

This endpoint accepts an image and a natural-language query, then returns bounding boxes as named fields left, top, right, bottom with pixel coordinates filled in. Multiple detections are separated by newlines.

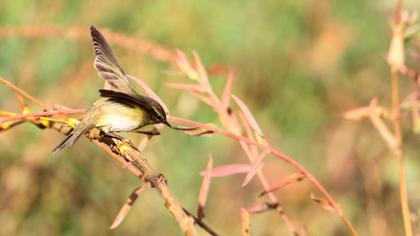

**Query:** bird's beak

left=163, top=121, right=172, bottom=128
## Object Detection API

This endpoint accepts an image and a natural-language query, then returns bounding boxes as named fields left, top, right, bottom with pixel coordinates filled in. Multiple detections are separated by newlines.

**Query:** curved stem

left=391, top=66, right=413, bottom=236
left=0, top=76, right=49, bottom=109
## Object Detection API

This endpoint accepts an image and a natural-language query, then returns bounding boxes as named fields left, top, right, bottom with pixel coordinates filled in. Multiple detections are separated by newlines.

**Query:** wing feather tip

left=90, top=25, right=99, bottom=36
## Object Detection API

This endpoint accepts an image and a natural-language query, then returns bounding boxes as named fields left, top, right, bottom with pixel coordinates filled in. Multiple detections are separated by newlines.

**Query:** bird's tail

left=52, top=123, right=93, bottom=153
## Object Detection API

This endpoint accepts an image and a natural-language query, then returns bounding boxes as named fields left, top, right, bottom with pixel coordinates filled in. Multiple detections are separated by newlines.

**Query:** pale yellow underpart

left=93, top=99, right=146, bottom=132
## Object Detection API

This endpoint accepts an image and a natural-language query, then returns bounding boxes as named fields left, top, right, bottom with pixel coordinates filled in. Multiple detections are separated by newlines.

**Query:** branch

left=0, top=84, right=204, bottom=235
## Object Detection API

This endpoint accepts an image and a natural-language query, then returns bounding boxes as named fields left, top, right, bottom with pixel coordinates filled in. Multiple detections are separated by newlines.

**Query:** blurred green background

left=0, top=0, right=419, bottom=235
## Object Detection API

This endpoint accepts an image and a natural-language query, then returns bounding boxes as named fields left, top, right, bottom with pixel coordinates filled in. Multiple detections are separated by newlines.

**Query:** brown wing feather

left=90, top=25, right=136, bottom=94
left=98, top=89, right=156, bottom=113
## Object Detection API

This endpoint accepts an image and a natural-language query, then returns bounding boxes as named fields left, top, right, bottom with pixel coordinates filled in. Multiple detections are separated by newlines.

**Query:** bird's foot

left=134, top=128, right=160, bottom=136
left=100, top=131, right=139, bottom=152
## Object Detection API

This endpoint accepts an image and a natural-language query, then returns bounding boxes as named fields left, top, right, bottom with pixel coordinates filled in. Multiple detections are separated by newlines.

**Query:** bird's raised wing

left=90, top=25, right=136, bottom=94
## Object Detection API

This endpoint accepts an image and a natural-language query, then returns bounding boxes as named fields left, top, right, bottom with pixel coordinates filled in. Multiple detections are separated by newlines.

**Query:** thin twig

left=0, top=76, right=49, bottom=109
left=0, top=109, right=85, bottom=122
left=183, top=208, right=219, bottom=236
left=388, top=0, right=413, bottom=235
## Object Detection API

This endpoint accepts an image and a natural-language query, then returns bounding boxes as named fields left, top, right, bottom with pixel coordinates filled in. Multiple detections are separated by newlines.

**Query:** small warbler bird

left=53, top=25, right=170, bottom=153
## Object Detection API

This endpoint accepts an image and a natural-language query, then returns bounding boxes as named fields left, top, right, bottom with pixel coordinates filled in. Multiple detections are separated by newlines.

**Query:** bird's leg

left=134, top=130, right=160, bottom=136
left=98, top=127, right=139, bottom=152
left=133, top=126, right=161, bottom=136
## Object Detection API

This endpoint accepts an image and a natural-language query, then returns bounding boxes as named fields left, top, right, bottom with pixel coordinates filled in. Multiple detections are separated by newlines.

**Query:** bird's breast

left=95, top=101, right=145, bottom=132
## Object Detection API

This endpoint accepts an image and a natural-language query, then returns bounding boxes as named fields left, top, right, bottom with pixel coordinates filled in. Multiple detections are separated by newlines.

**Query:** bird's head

left=147, top=99, right=171, bottom=128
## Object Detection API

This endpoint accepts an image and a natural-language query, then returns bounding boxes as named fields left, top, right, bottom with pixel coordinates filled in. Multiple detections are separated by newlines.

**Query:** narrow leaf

left=310, top=193, right=335, bottom=213
left=200, top=164, right=251, bottom=177
left=246, top=202, right=278, bottom=214
left=369, top=113, right=398, bottom=150
left=167, top=83, right=213, bottom=107
left=175, top=50, right=198, bottom=80
left=197, top=155, right=213, bottom=220
left=239, top=141, right=256, bottom=160
left=232, top=95, right=263, bottom=136
left=241, top=150, right=269, bottom=187
left=239, top=116, right=260, bottom=157
left=166, top=82, right=205, bottom=93
left=192, top=51, right=209, bottom=88
left=221, top=70, right=235, bottom=109
left=189, top=91, right=213, bottom=107
left=240, top=208, right=251, bottom=236
left=344, top=98, right=389, bottom=121
left=368, top=99, right=398, bottom=150
left=110, top=186, right=145, bottom=229
left=259, top=172, right=305, bottom=196
left=343, top=107, right=370, bottom=121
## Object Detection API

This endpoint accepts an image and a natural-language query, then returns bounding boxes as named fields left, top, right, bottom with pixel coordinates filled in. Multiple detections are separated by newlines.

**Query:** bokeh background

left=0, top=0, right=419, bottom=235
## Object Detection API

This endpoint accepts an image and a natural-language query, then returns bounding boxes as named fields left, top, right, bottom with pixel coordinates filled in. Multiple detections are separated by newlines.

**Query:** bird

left=52, top=25, right=170, bottom=153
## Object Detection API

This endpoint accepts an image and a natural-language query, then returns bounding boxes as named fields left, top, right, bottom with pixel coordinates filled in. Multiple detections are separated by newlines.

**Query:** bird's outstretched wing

left=90, top=25, right=136, bottom=94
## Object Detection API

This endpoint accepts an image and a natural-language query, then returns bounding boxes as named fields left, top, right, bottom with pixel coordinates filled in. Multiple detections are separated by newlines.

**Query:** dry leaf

left=241, top=150, right=269, bottom=187
left=197, top=155, right=213, bottom=219
left=110, top=186, right=145, bottom=229
left=200, top=164, right=251, bottom=177
left=343, top=107, right=371, bottom=121
left=368, top=99, right=398, bottom=150
left=259, top=172, right=305, bottom=196
left=222, top=70, right=235, bottom=108
left=246, top=202, right=278, bottom=214
left=166, top=82, right=205, bottom=93
left=175, top=50, right=198, bottom=80
left=310, top=193, right=335, bottom=213
left=232, top=95, right=263, bottom=136
left=240, top=208, right=251, bottom=236
left=192, top=51, right=210, bottom=89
